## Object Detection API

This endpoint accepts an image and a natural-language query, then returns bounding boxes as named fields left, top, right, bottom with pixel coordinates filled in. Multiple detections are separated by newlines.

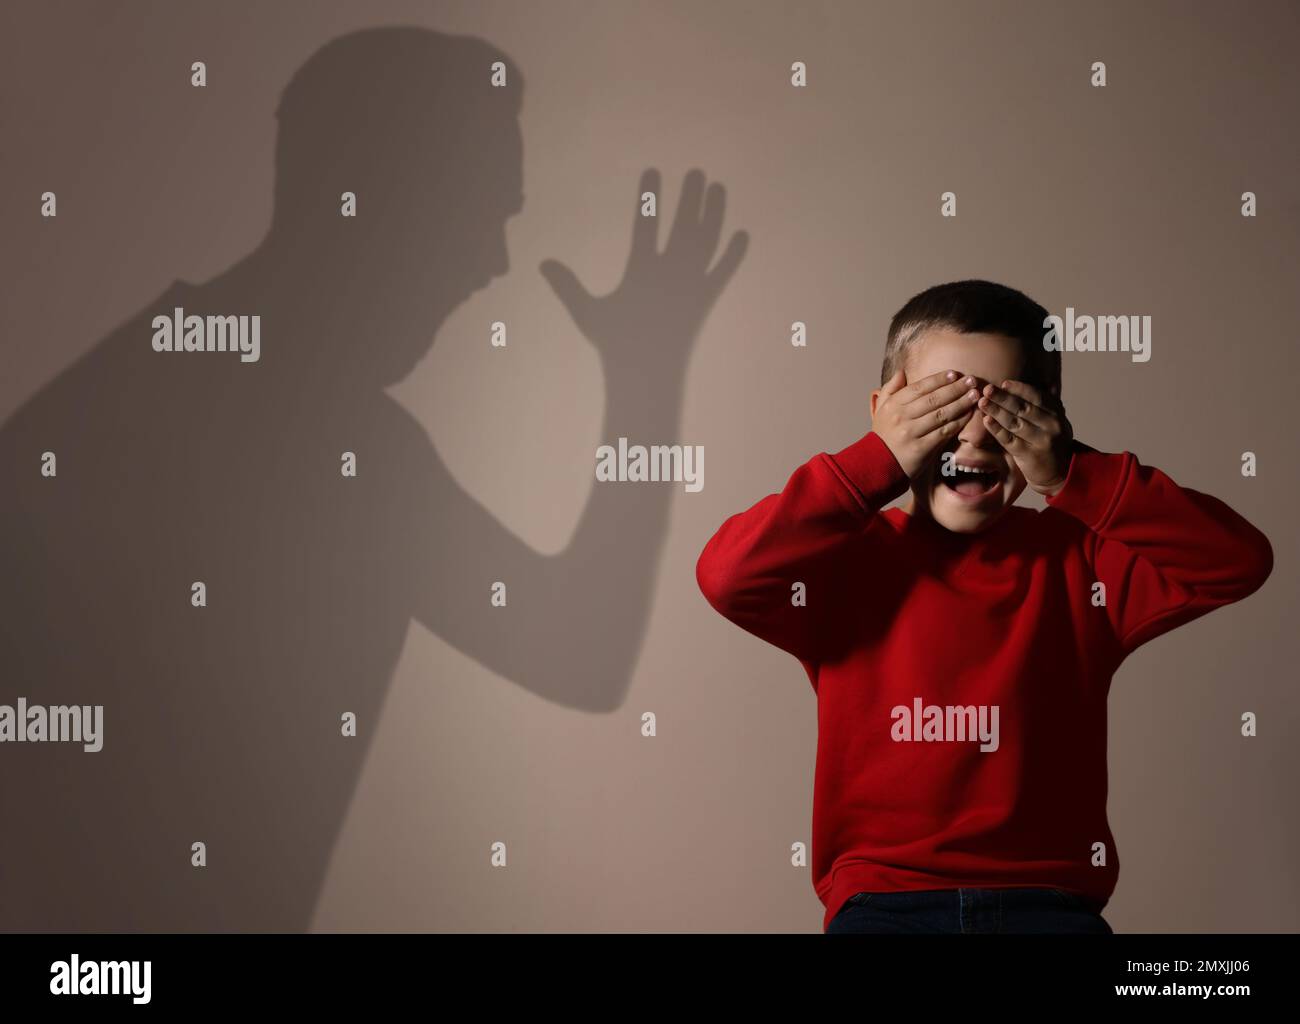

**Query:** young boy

left=696, top=280, right=1273, bottom=934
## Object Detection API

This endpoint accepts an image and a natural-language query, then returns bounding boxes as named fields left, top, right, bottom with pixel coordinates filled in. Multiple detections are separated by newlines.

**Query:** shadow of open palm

left=541, top=167, right=747, bottom=363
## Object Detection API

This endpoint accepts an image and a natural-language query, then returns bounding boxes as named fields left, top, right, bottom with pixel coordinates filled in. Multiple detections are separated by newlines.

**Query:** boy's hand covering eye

left=872, top=368, right=983, bottom=481
left=978, top=380, right=1074, bottom=497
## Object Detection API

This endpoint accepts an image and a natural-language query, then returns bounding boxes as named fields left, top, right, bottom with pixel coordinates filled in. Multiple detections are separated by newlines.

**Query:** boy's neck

left=899, top=496, right=1021, bottom=542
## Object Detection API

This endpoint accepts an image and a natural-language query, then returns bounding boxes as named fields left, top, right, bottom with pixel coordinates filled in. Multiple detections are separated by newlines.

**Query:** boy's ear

left=869, top=387, right=881, bottom=418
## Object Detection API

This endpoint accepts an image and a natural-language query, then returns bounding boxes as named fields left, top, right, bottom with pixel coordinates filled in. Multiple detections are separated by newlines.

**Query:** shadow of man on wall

left=0, top=25, right=746, bottom=931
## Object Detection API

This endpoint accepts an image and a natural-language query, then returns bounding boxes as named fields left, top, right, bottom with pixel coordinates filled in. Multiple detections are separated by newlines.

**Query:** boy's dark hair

left=882, top=280, right=1060, bottom=396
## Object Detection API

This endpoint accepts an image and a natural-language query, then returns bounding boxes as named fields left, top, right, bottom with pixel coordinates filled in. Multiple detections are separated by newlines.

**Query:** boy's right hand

left=871, top=368, right=982, bottom=481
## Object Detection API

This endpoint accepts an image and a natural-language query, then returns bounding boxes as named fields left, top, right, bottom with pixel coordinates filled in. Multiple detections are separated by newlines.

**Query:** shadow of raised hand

left=539, top=167, right=748, bottom=369
left=416, top=165, right=750, bottom=714
left=409, top=166, right=749, bottom=717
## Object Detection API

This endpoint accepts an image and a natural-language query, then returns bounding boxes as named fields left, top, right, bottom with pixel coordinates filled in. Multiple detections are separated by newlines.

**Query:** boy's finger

left=980, top=411, right=1027, bottom=452
left=997, top=380, right=1055, bottom=418
left=979, top=395, right=1044, bottom=444
left=904, top=373, right=978, bottom=423
left=878, top=367, right=908, bottom=398
left=981, top=384, right=1054, bottom=432
left=915, top=384, right=981, bottom=437
left=902, top=368, right=966, bottom=404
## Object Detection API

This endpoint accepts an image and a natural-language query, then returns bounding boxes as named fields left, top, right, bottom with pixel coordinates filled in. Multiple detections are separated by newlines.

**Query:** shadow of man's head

left=257, top=26, right=525, bottom=387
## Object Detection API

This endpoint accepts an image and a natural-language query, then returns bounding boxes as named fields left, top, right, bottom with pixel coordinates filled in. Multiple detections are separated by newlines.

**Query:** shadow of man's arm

left=408, top=168, right=747, bottom=711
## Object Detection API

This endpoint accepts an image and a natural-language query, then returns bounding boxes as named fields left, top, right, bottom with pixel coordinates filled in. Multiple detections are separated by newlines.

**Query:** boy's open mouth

left=939, top=465, right=1002, bottom=498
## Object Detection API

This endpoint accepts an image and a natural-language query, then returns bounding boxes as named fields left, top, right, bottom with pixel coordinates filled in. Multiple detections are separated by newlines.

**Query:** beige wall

left=1, top=0, right=1296, bottom=932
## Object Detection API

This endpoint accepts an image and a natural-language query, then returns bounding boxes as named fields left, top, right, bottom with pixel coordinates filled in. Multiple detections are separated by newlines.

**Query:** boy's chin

left=925, top=482, right=1013, bottom=534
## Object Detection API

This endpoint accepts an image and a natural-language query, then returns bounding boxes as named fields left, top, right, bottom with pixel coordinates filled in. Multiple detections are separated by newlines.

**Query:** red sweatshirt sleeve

left=695, top=429, right=910, bottom=662
left=1044, top=439, right=1273, bottom=660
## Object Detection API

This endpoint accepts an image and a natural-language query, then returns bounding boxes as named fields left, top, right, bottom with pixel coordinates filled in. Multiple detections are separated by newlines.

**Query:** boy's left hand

left=978, top=380, right=1074, bottom=497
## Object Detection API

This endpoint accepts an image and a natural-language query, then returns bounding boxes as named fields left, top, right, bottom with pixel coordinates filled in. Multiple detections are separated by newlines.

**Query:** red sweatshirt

left=696, top=430, right=1272, bottom=932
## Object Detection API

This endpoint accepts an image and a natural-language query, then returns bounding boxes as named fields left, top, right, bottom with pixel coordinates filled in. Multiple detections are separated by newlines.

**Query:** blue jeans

left=827, top=886, right=1113, bottom=934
